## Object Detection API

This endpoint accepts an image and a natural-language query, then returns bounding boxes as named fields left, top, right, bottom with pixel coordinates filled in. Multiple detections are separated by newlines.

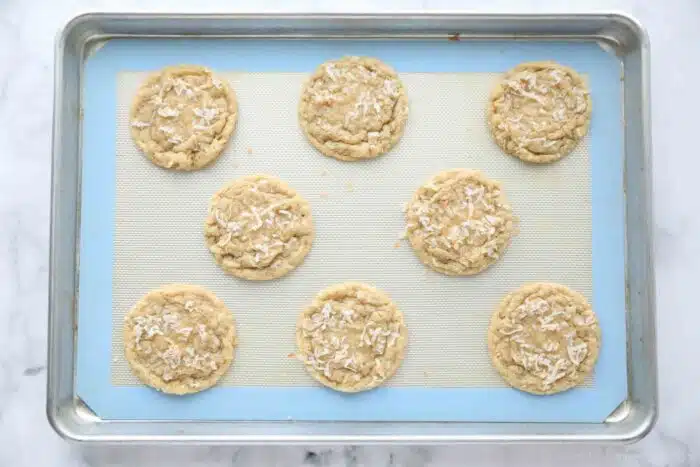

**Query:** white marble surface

left=0, top=0, right=693, bottom=465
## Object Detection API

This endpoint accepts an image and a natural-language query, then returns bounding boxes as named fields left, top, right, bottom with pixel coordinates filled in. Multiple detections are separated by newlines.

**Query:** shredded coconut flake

left=157, top=106, right=180, bottom=118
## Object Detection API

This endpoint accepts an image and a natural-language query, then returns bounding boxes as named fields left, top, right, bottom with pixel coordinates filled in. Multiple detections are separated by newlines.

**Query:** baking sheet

left=76, top=39, right=627, bottom=422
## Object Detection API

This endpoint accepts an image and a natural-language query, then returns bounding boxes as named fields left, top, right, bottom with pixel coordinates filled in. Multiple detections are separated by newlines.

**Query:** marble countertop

left=0, top=0, right=693, bottom=465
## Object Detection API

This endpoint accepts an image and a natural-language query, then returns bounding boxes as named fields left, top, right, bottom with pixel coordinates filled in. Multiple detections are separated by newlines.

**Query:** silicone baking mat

left=77, top=39, right=627, bottom=422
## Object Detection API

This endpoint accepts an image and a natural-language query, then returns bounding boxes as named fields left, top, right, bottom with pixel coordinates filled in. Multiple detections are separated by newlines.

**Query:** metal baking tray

left=48, top=12, right=656, bottom=444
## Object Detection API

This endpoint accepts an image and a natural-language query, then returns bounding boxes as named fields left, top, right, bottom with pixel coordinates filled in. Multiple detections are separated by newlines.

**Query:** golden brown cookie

left=488, top=283, right=601, bottom=395
left=296, top=283, right=408, bottom=392
left=299, top=56, right=409, bottom=161
left=204, top=175, right=314, bottom=280
left=130, top=65, right=238, bottom=170
left=404, top=169, right=515, bottom=276
left=488, top=61, right=591, bottom=163
left=123, top=284, right=236, bottom=395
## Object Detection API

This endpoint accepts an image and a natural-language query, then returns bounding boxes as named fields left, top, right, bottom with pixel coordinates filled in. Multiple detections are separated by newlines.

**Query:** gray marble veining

left=0, top=0, right=695, bottom=465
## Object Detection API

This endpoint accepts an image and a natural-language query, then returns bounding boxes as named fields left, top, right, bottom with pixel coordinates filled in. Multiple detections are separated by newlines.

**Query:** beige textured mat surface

left=111, top=71, right=592, bottom=387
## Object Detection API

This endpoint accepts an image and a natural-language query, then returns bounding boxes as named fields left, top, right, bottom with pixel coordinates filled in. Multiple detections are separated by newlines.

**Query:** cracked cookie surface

left=296, top=283, right=408, bottom=392
left=204, top=175, right=314, bottom=280
left=488, top=61, right=591, bottom=164
left=130, top=65, right=238, bottom=170
left=488, top=283, right=600, bottom=395
left=299, top=56, right=409, bottom=161
left=123, top=284, right=236, bottom=395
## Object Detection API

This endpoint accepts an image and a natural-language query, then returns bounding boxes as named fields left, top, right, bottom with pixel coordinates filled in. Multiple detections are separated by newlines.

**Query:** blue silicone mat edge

left=76, top=39, right=627, bottom=422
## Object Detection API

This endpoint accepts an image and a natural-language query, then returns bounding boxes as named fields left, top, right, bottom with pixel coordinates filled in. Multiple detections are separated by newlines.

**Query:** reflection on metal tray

left=49, top=12, right=656, bottom=444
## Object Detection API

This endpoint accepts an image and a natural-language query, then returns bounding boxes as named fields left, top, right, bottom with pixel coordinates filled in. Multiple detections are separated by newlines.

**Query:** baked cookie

left=299, top=56, right=409, bottom=161
left=488, top=61, right=591, bottom=164
left=488, top=283, right=601, bottom=395
left=204, top=175, right=314, bottom=280
left=130, top=65, right=238, bottom=170
left=123, top=284, right=236, bottom=395
left=296, top=283, right=407, bottom=392
left=404, top=169, right=515, bottom=276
